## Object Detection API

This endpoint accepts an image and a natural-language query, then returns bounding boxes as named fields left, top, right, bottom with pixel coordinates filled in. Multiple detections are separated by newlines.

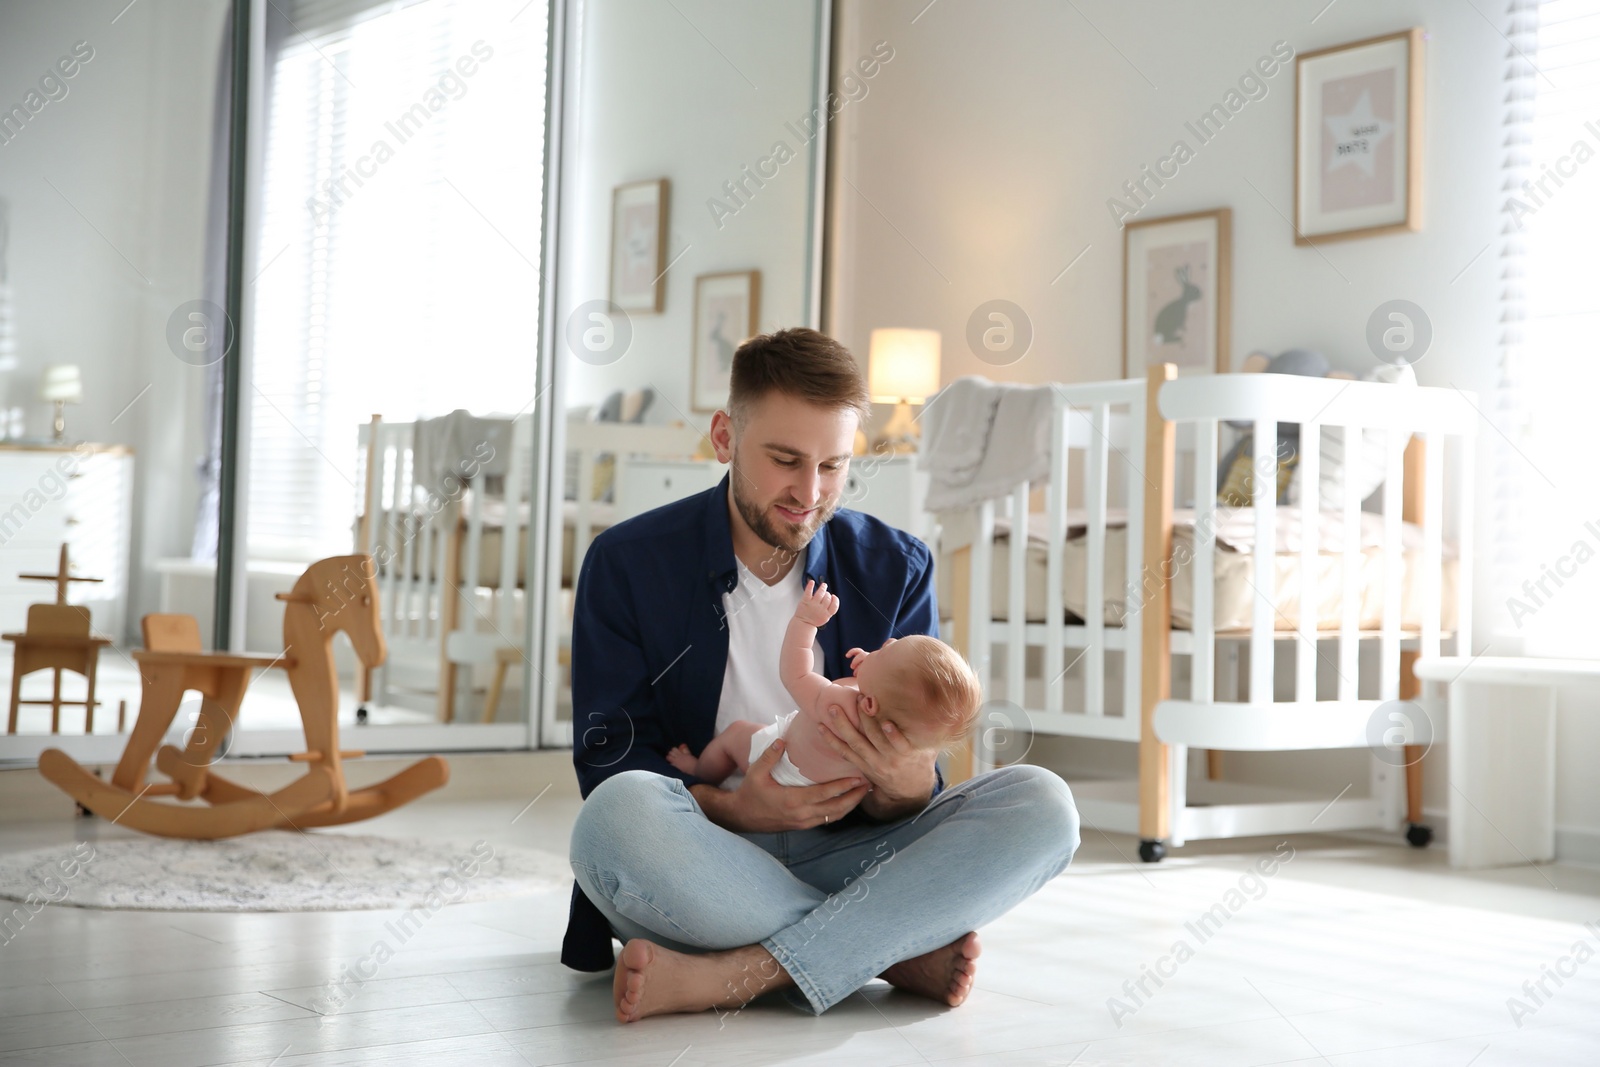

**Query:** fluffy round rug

left=0, top=833, right=571, bottom=911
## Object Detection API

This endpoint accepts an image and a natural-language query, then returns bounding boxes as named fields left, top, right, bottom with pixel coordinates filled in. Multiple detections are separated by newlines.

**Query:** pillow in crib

left=1217, top=431, right=1297, bottom=506
left=1286, top=364, right=1416, bottom=511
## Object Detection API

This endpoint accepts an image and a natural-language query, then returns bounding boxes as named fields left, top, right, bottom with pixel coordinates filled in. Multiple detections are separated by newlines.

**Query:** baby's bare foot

left=665, top=744, right=696, bottom=774
left=879, top=932, right=980, bottom=1007
left=613, top=939, right=791, bottom=1023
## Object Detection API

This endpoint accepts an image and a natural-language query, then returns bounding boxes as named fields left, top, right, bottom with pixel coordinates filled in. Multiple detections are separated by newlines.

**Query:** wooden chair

left=38, top=555, right=450, bottom=838
left=5, top=603, right=111, bottom=734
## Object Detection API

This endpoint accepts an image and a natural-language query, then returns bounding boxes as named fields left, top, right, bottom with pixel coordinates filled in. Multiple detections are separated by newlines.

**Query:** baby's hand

left=845, top=646, right=869, bottom=674
left=666, top=744, right=697, bottom=774
left=795, top=580, right=840, bottom=627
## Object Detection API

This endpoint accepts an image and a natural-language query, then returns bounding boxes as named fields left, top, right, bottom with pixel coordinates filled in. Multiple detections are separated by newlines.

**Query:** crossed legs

left=569, top=764, right=1079, bottom=1018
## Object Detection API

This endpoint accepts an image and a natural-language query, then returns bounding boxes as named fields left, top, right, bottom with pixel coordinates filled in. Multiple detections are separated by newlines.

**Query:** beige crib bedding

left=936, top=507, right=1459, bottom=632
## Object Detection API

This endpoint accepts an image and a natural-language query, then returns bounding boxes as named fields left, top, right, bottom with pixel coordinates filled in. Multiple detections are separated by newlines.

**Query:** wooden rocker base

left=148, top=748, right=450, bottom=830
left=38, top=749, right=338, bottom=840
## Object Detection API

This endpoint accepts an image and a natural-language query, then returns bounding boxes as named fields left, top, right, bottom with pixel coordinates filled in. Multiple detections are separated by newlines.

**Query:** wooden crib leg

left=1400, top=648, right=1430, bottom=846
left=1138, top=365, right=1177, bottom=862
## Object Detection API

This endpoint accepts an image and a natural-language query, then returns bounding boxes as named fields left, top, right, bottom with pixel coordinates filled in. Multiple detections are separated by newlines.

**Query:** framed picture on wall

left=1295, top=28, right=1424, bottom=243
left=610, top=178, right=669, bottom=313
left=692, top=270, right=760, bottom=411
left=1122, top=208, right=1231, bottom=377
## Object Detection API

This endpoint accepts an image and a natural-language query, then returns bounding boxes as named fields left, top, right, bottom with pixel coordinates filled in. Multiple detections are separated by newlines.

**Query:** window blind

left=1499, top=0, right=1600, bottom=653
left=248, top=0, right=546, bottom=562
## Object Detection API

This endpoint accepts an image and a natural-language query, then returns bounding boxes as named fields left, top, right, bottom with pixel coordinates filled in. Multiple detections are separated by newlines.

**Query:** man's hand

left=794, top=580, right=840, bottom=628
left=817, top=702, right=936, bottom=821
left=690, top=738, right=869, bottom=833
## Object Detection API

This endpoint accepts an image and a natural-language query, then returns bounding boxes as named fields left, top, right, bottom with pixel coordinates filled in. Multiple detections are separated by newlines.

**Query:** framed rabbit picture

left=1122, top=208, right=1231, bottom=376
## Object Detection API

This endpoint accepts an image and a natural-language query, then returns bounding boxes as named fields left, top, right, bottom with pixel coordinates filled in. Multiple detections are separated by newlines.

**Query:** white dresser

left=0, top=444, right=134, bottom=643
left=613, top=457, right=726, bottom=521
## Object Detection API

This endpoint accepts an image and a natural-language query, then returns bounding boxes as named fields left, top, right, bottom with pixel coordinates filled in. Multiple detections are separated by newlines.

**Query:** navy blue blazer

left=561, top=473, right=940, bottom=971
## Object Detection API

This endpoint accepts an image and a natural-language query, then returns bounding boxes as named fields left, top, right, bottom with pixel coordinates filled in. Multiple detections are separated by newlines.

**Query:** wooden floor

left=2, top=753, right=1599, bottom=1065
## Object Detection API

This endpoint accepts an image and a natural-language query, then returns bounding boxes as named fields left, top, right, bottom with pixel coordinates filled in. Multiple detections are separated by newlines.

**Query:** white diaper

left=747, top=710, right=819, bottom=787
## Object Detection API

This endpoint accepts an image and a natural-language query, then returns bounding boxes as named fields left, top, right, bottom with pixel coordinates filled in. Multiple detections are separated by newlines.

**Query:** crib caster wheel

left=1138, top=839, right=1167, bottom=863
left=1406, top=823, right=1432, bottom=848
left=355, top=705, right=368, bottom=725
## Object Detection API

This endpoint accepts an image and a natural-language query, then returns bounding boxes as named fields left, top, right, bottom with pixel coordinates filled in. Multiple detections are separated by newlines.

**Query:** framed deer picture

left=1122, top=208, right=1231, bottom=377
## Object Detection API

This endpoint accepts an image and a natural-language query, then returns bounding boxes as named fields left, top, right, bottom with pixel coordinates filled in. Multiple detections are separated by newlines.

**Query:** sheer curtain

left=1500, top=0, right=1600, bottom=656
left=248, top=0, right=546, bottom=562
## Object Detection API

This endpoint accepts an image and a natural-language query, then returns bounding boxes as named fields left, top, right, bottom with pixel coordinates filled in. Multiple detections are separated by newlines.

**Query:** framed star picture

left=610, top=179, right=669, bottom=313
left=1294, top=29, right=1423, bottom=243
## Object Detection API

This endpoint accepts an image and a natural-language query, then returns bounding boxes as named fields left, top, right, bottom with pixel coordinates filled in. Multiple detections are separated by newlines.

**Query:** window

left=249, top=0, right=545, bottom=562
left=1499, top=0, right=1600, bottom=654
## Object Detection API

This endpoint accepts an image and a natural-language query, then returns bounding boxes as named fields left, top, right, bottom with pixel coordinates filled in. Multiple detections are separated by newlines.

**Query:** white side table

left=1413, top=656, right=1600, bottom=869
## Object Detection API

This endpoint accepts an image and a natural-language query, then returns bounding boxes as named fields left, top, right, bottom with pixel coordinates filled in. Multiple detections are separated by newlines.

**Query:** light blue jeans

left=568, top=764, right=1080, bottom=1014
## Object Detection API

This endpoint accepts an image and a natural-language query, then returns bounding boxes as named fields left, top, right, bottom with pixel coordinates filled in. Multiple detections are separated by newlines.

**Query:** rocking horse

left=37, top=555, right=449, bottom=838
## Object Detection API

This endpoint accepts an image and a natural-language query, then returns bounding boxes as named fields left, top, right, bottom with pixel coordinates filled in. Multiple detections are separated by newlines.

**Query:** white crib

left=354, top=414, right=704, bottom=723
left=943, top=365, right=1475, bottom=860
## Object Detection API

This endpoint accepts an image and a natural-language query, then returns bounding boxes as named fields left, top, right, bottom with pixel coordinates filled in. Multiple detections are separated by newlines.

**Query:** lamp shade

left=39, top=364, right=83, bottom=403
left=867, top=328, right=941, bottom=404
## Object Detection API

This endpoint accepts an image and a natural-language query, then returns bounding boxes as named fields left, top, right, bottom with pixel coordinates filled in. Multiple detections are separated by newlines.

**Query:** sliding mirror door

left=230, top=0, right=552, bottom=752
left=0, top=1, right=233, bottom=763
left=540, top=0, right=830, bottom=745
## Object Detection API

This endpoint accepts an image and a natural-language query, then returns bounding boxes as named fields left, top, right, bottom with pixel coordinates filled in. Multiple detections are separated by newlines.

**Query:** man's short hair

left=727, top=327, right=871, bottom=432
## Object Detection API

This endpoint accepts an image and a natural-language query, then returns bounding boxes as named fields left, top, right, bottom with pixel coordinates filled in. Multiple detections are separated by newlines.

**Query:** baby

left=667, top=579, right=981, bottom=794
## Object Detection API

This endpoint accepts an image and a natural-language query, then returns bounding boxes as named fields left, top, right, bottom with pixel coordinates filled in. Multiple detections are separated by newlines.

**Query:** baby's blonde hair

left=877, top=635, right=982, bottom=747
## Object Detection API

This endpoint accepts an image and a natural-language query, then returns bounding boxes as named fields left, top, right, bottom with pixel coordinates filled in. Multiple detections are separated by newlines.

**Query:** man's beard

left=729, top=459, right=838, bottom=554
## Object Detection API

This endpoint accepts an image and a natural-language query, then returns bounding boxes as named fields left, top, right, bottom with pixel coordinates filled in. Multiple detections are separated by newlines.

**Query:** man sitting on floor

left=563, top=327, right=1080, bottom=1021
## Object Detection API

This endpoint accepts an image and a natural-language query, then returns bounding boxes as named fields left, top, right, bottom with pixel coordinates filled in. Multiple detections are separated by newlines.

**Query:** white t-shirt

left=714, top=556, right=824, bottom=790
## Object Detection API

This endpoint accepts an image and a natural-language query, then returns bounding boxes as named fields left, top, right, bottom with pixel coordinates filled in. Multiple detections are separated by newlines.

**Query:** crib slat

left=574, top=441, right=596, bottom=578
left=420, top=491, right=437, bottom=641
left=1044, top=402, right=1067, bottom=714
left=1295, top=422, right=1320, bottom=702
left=1250, top=419, right=1275, bottom=703
left=1379, top=429, right=1404, bottom=700
left=1338, top=425, right=1360, bottom=703
left=1421, top=432, right=1443, bottom=659
left=1006, top=480, right=1028, bottom=708
left=1190, top=419, right=1216, bottom=705
left=1085, top=404, right=1109, bottom=716
left=499, top=417, right=528, bottom=634
left=465, top=475, right=486, bottom=641
left=402, top=443, right=420, bottom=640
left=970, top=498, right=995, bottom=771
left=1122, top=399, right=1146, bottom=724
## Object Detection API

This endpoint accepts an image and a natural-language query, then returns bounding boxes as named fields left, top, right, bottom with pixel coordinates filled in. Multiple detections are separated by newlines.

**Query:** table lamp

left=868, top=328, right=940, bottom=453
left=40, top=364, right=82, bottom=441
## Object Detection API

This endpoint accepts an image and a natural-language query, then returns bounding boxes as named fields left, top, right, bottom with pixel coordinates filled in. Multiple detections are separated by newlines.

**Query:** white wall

left=0, top=0, right=228, bottom=641
left=555, top=0, right=825, bottom=426
left=828, top=0, right=1600, bottom=858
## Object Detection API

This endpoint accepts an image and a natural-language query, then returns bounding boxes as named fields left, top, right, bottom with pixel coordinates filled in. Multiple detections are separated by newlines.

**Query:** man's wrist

left=689, top=783, right=741, bottom=831
left=860, top=774, right=935, bottom=821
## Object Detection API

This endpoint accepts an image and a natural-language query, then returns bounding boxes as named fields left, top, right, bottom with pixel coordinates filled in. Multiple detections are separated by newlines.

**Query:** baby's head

left=854, top=635, right=981, bottom=750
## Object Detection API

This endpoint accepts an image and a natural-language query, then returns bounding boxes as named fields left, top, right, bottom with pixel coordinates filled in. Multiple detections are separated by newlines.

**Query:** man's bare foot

left=613, top=939, right=793, bottom=1023
left=665, top=744, right=696, bottom=775
left=879, top=932, right=981, bottom=1007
